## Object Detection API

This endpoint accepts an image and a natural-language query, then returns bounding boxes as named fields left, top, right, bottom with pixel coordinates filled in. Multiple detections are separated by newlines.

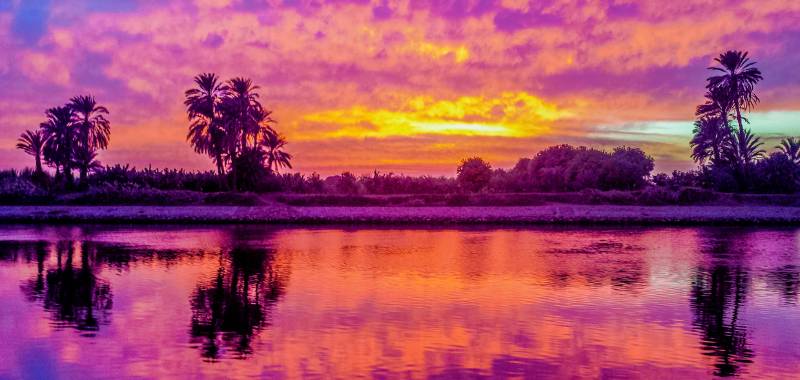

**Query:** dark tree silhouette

left=185, top=73, right=230, bottom=177
left=190, top=246, right=286, bottom=360
left=457, top=157, right=492, bottom=192
left=691, top=116, right=732, bottom=165
left=706, top=51, right=763, bottom=171
left=777, top=137, right=800, bottom=164
left=16, top=129, right=49, bottom=175
left=69, top=95, right=110, bottom=187
left=262, top=131, right=292, bottom=173
left=40, top=106, right=77, bottom=186
left=690, top=229, right=755, bottom=377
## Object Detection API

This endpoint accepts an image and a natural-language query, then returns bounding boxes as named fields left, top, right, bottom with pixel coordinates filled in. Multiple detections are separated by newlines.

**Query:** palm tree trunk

left=35, top=153, right=43, bottom=175
left=80, top=166, right=88, bottom=187
left=215, top=152, right=225, bottom=176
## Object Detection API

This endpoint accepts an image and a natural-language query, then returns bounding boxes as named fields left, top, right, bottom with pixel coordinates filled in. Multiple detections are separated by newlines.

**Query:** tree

left=185, top=73, right=230, bottom=176
left=706, top=51, right=762, bottom=170
left=261, top=131, right=292, bottom=173
left=16, top=129, right=48, bottom=175
left=68, top=95, right=110, bottom=187
left=40, top=106, right=77, bottom=186
left=457, top=157, right=492, bottom=192
left=777, top=137, right=800, bottom=164
left=691, top=116, right=732, bottom=165
left=723, top=129, right=764, bottom=169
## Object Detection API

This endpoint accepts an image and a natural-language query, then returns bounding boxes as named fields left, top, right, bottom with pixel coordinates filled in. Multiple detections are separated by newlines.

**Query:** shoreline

left=1, top=205, right=800, bottom=225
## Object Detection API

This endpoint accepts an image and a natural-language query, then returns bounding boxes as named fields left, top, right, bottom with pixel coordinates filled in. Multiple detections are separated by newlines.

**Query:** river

left=0, top=225, right=798, bottom=378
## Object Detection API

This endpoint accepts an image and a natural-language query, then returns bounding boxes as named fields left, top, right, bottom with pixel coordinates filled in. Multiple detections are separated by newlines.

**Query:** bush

left=677, top=187, right=717, bottom=204
left=521, top=145, right=654, bottom=192
left=637, top=186, right=677, bottom=205
left=457, top=157, right=492, bottom=192
left=752, top=153, right=800, bottom=194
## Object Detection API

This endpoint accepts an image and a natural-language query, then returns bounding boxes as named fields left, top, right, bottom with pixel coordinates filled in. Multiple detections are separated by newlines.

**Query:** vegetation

left=184, top=74, right=288, bottom=191
left=6, top=51, right=800, bottom=205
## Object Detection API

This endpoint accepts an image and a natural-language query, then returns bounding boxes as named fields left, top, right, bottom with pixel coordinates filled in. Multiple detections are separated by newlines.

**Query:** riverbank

left=1, top=205, right=800, bottom=225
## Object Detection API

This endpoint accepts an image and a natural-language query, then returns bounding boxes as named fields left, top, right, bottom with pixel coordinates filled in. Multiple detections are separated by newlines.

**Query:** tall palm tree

left=706, top=51, right=762, bottom=164
left=16, top=129, right=49, bottom=175
left=40, top=106, right=77, bottom=186
left=691, top=116, right=732, bottom=165
left=68, top=95, right=110, bottom=186
left=777, top=137, right=800, bottom=164
left=185, top=73, right=230, bottom=176
left=261, top=130, right=292, bottom=173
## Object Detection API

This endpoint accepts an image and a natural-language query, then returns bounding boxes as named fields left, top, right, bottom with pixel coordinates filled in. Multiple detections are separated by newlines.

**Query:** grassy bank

left=4, top=184, right=800, bottom=207
left=1, top=205, right=799, bottom=225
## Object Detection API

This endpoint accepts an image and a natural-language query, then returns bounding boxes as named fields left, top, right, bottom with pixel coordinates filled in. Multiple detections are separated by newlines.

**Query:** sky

left=1, top=0, right=799, bottom=176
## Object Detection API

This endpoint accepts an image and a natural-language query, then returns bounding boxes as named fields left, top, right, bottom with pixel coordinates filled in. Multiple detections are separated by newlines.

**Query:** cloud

left=1, top=0, right=799, bottom=174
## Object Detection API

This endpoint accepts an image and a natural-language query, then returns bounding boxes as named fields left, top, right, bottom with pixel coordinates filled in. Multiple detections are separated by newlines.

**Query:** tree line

left=689, top=50, right=800, bottom=192
left=15, top=95, right=110, bottom=189
left=12, top=51, right=800, bottom=196
left=184, top=73, right=291, bottom=191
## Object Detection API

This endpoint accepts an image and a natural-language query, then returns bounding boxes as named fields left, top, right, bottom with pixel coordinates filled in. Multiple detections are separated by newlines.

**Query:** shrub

left=637, top=186, right=677, bottom=205
left=677, top=187, right=717, bottom=204
left=457, top=157, right=492, bottom=192
left=752, top=153, right=800, bottom=194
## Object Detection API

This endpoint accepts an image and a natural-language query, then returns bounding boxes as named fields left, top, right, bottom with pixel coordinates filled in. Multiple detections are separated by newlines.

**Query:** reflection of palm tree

left=690, top=229, right=754, bottom=377
left=765, top=265, right=799, bottom=305
left=190, top=247, right=285, bottom=360
left=39, top=241, right=112, bottom=333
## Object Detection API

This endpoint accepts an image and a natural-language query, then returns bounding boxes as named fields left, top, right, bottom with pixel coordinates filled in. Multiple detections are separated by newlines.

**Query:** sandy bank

left=1, top=205, right=800, bottom=225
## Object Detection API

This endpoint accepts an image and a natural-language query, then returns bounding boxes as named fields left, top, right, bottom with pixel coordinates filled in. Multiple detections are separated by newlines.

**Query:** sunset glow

left=2, top=0, right=799, bottom=174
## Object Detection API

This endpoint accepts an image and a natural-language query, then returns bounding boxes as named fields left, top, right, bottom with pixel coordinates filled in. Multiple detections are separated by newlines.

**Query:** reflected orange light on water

left=0, top=226, right=798, bottom=378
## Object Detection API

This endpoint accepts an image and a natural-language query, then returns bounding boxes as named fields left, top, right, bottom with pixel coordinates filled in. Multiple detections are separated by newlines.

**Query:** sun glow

left=300, top=92, right=568, bottom=139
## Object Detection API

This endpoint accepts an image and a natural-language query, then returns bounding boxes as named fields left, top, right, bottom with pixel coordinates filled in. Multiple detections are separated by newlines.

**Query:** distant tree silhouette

left=706, top=51, right=762, bottom=172
left=69, top=95, right=110, bottom=187
left=262, top=131, right=292, bottom=173
left=691, top=116, right=732, bottom=165
left=457, top=157, right=492, bottom=192
left=16, top=129, right=48, bottom=175
left=185, top=73, right=230, bottom=177
left=40, top=106, right=77, bottom=186
left=777, top=137, right=800, bottom=164
left=185, top=73, right=288, bottom=191
left=723, top=129, right=764, bottom=165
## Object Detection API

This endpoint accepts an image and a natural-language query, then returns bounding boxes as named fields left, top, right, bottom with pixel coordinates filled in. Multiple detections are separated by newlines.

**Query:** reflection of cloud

left=1, top=0, right=800, bottom=173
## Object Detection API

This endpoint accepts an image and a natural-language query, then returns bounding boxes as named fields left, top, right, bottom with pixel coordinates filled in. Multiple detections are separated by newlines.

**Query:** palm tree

left=724, top=129, right=765, bottom=166
left=40, top=106, right=77, bottom=186
left=261, top=130, right=292, bottom=173
left=706, top=51, right=762, bottom=164
left=691, top=116, right=732, bottom=165
left=777, top=137, right=800, bottom=164
left=16, top=129, right=49, bottom=175
left=68, top=95, right=110, bottom=186
left=226, top=77, right=263, bottom=152
left=185, top=73, right=230, bottom=176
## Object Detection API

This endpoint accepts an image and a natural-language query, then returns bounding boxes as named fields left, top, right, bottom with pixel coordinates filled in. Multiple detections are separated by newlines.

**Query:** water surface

left=0, top=225, right=798, bottom=379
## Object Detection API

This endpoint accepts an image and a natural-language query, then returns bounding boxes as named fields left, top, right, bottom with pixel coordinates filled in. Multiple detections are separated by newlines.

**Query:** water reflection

left=17, top=241, right=113, bottom=334
left=190, top=246, right=286, bottom=360
left=0, top=226, right=797, bottom=378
